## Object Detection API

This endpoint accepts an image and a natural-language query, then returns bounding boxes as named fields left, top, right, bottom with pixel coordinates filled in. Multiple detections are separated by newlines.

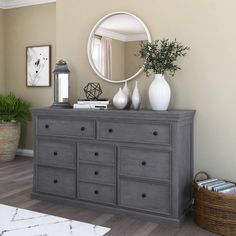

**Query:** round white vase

left=148, top=74, right=171, bottom=111
left=113, top=88, right=128, bottom=110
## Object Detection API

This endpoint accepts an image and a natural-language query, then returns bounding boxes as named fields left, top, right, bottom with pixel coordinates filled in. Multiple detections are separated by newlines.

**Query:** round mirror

left=87, top=12, right=151, bottom=83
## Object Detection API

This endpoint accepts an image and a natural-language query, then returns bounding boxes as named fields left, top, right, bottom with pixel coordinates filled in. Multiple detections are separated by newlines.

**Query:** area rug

left=0, top=204, right=110, bottom=236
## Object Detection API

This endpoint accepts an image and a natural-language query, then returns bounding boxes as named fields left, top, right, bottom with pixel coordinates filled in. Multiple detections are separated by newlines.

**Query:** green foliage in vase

left=139, top=38, right=190, bottom=77
left=0, top=94, right=31, bottom=123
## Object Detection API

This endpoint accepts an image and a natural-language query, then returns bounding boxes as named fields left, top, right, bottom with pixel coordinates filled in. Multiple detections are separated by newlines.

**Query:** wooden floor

left=0, top=156, right=218, bottom=236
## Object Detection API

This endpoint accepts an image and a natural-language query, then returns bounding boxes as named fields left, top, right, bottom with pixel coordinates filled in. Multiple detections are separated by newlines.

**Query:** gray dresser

left=31, top=108, right=195, bottom=225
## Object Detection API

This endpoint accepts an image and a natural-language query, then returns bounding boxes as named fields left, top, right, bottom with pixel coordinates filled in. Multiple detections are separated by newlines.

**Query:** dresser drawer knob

left=53, top=179, right=58, bottom=184
left=53, top=152, right=58, bottom=156
left=153, top=131, right=158, bottom=136
left=94, top=152, right=99, bottom=156
left=45, top=124, right=49, bottom=129
left=81, top=127, right=85, bottom=131
left=108, top=128, right=113, bottom=133
left=142, top=193, right=147, bottom=198
left=94, top=190, right=99, bottom=195
left=94, top=171, right=99, bottom=176
left=141, top=161, right=146, bottom=166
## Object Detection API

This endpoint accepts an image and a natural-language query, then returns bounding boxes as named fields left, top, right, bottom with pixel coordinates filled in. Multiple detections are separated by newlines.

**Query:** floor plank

left=0, top=156, right=219, bottom=236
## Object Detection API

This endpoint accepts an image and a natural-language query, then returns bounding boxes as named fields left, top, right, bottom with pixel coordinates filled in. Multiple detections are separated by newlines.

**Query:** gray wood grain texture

left=37, top=116, right=95, bottom=139
left=78, top=143, right=115, bottom=164
left=79, top=182, right=116, bottom=204
left=36, top=166, right=76, bottom=198
left=119, top=179, right=170, bottom=215
left=37, top=138, right=76, bottom=169
left=31, top=108, right=195, bottom=225
left=119, top=146, right=170, bottom=181
left=79, top=163, right=115, bottom=185
left=98, top=120, right=171, bottom=145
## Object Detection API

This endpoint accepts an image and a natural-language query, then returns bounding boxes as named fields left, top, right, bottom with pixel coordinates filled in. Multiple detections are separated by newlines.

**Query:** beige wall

left=0, top=9, right=4, bottom=94
left=56, top=0, right=236, bottom=181
left=4, top=3, right=56, bottom=149
left=112, top=39, right=125, bottom=81
left=124, top=41, right=144, bottom=78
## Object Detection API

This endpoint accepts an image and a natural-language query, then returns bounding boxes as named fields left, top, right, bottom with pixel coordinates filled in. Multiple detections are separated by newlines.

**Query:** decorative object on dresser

left=51, top=60, right=72, bottom=109
left=112, top=88, right=128, bottom=109
left=122, top=81, right=131, bottom=109
left=84, top=82, right=103, bottom=100
left=0, top=94, right=31, bottom=162
left=74, top=99, right=110, bottom=110
left=31, top=108, right=195, bottom=225
left=139, top=39, right=190, bottom=111
left=87, top=11, right=151, bottom=84
left=132, top=80, right=141, bottom=110
left=26, top=45, right=51, bottom=87
left=194, top=171, right=236, bottom=236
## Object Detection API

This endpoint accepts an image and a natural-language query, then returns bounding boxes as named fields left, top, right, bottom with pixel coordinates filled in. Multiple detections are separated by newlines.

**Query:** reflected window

left=92, top=36, right=102, bottom=72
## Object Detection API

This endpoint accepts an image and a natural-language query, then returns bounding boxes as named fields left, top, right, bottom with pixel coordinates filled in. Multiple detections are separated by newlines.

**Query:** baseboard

left=16, top=149, right=34, bottom=157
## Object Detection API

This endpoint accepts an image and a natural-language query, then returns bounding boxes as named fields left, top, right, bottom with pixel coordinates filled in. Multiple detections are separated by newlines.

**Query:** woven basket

left=0, top=122, right=21, bottom=162
left=194, top=171, right=236, bottom=236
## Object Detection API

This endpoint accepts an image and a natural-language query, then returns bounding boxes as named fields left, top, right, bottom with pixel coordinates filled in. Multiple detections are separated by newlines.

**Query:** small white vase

left=148, top=74, right=171, bottom=111
left=122, top=81, right=131, bottom=109
left=132, top=80, right=141, bottom=110
left=113, top=88, right=128, bottom=110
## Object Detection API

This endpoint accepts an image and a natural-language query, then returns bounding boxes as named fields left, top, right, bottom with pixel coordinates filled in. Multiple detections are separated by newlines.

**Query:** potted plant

left=0, top=94, right=31, bottom=161
left=139, top=38, right=190, bottom=111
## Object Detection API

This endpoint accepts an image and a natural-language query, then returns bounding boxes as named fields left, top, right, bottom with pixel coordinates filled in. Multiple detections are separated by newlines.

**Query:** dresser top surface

left=31, top=107, right=195, bottom=122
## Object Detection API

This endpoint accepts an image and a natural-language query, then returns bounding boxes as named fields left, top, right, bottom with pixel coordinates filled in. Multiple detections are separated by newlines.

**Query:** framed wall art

left=26, top=45, right=51, bottom=87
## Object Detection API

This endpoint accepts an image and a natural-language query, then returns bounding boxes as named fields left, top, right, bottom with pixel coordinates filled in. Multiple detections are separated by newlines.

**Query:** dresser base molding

left=31, top=192, right=188, bottom=226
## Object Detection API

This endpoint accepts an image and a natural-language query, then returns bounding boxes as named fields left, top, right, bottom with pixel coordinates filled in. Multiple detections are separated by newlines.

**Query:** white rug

left=0, top=204, right=110, bottom=236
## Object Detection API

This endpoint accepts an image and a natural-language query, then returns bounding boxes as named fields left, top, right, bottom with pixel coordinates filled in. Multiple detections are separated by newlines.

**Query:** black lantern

left=51, top=60, right=72, bottom=108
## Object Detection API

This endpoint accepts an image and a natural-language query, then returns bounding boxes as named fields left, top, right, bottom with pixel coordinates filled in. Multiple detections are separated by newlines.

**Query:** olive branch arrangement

left=138, top=38, right=190, bottom=77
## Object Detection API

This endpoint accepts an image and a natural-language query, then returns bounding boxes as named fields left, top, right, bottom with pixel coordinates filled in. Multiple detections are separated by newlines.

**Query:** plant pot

left=148, top=74, right=171, bottom=111
left=0, top=122, right=21, bottom=162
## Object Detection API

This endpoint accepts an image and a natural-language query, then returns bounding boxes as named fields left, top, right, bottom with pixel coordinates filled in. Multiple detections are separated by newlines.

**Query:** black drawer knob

left=45, top=124, right=49, bottom=129
left=142, top=193, right=147, bottom=198
left=153, top=131, right=158, bottom=136
left=53, top=152, right=58, bottom=156
left=94, top=171, right=99, bottom=175
left=141, top=161, right=146, bottom=166
left=81, top=127, right=85, bottom=131
left=94, top=152, right=99, bottom=156
left=108, top=128, right=113, bottom=133
left=94, top=190, right=99, bottom=195
left=53, top=179, right=58, bottom=184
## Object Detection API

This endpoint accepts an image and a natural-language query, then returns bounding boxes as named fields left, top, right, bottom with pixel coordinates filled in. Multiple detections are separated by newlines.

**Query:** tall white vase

left=148, top=74, right=171, bottom=111
left=132, top=80, right=141, bottom=110
left=122, top=81, right=131, bottom=109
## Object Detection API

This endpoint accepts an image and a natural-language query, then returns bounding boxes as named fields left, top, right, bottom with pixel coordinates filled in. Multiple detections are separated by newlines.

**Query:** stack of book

left=73, top=99, right=110, bottom=110
left=197, top=178, right=236, bottom=194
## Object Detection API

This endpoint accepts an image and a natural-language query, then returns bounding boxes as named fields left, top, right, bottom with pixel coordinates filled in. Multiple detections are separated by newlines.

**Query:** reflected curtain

left=101, top=37, right=112, bottom=80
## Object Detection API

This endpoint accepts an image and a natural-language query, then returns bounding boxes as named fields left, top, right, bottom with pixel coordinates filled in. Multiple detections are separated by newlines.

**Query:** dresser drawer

left=98, top=121, right=170, bottom=145
left=79, top=164, right=115, bottom=184
left=36, top=166, right=76, bottom=198
left=37, top=140, right=76, bottom=169
left=78, top=143, right=115, bottom=165
left=37, top=117, right=95, bottom=138
left=79, top=182, right=115, bottom=204
left=119, top=147, right=170, bottom=181
left=119, top=179, right=170, bottom=214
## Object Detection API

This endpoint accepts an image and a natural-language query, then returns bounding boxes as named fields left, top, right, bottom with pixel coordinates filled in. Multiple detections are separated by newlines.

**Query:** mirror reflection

left=88, top=12, right=151, bottom=83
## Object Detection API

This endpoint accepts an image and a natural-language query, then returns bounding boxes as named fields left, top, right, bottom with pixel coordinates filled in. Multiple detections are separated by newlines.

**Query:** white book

left=73, top=104, right=107, bottom=110
left=77, top=100, right=109, bottom=105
